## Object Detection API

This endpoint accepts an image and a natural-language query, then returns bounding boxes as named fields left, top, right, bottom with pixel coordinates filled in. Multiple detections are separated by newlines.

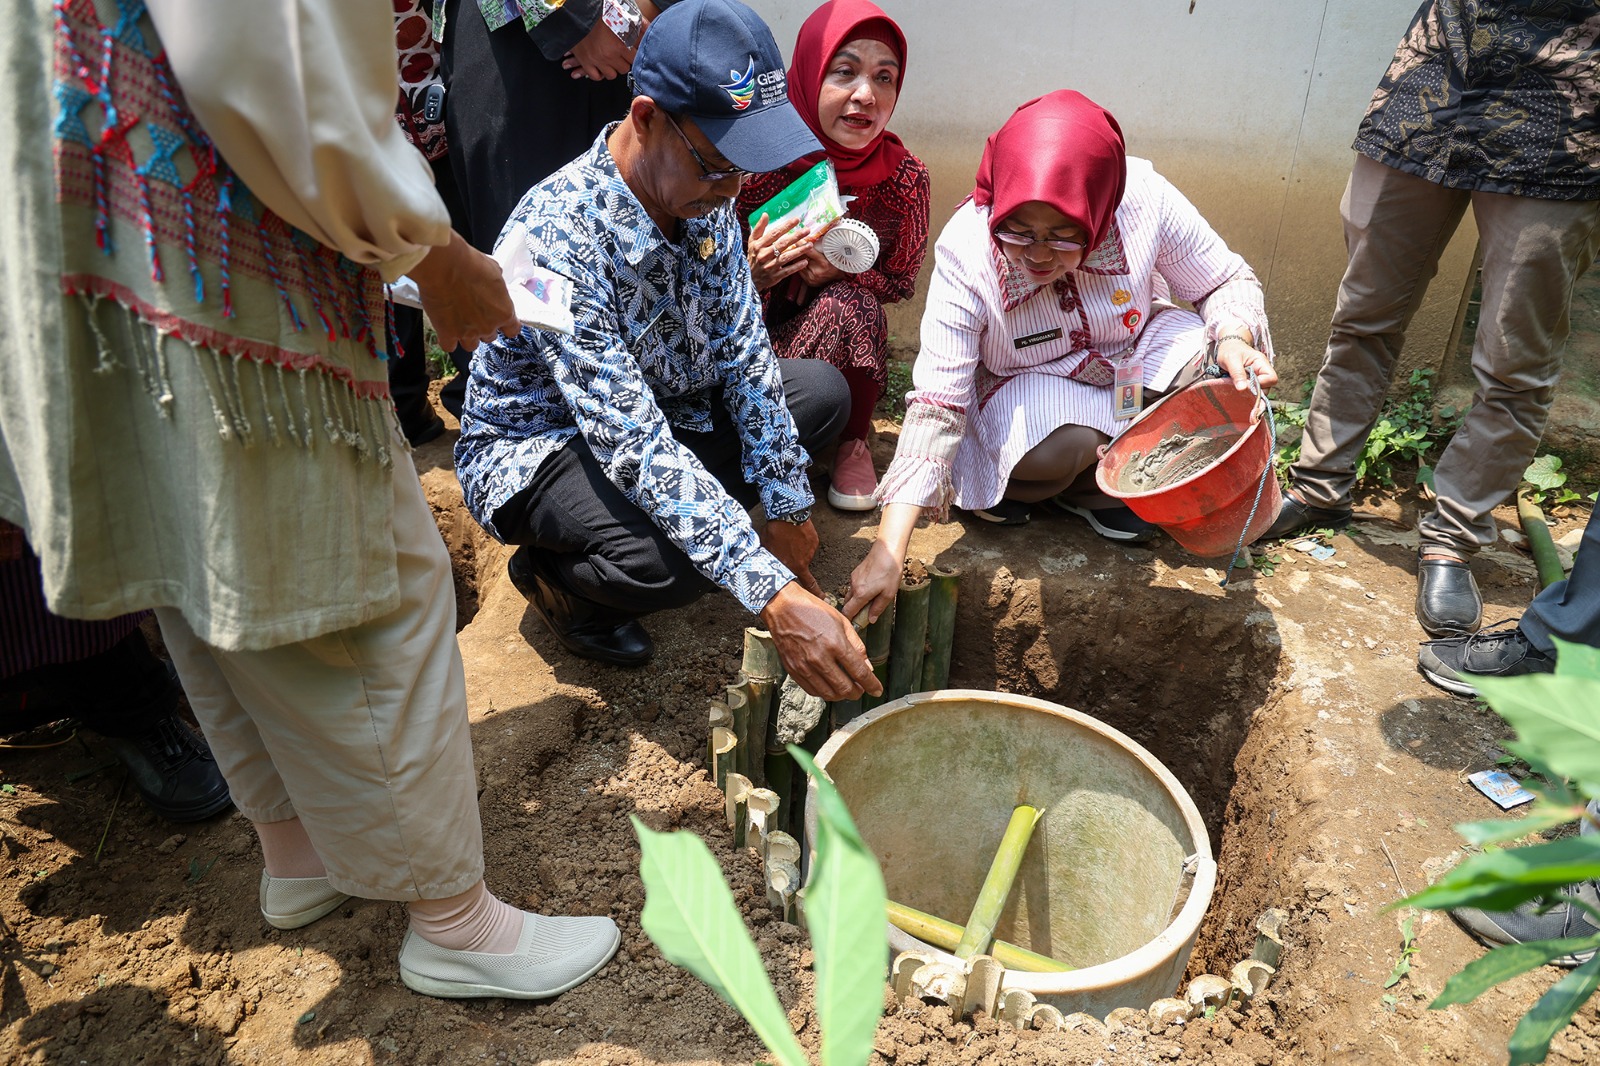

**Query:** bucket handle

left=1220, top=371, right=1277, bottom=589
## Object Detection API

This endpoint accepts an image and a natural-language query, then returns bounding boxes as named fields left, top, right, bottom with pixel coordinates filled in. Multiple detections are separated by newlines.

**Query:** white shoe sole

left=827, top=484, right=877, bottom=511
left=399, top=923, right=621, bottom=1000
left=1055, top=502, right=1156, bottom=542
left=262, top=891, right=352, bottom=930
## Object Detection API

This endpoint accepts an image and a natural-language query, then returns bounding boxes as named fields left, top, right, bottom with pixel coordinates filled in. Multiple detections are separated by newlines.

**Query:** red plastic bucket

left=1094, top=378, right=1281, bottom=558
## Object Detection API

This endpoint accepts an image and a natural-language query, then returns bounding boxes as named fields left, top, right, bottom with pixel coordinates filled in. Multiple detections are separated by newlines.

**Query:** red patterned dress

left=737, top=153, right=930, bottom=397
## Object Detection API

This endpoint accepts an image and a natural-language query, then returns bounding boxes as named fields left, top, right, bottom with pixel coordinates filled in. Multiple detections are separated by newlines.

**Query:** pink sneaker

left=827, top=438, right=878, bottom=511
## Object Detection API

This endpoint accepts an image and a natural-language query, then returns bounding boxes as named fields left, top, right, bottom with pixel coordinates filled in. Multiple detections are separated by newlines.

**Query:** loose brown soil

left=3, top=410, right=1599, bottom=1065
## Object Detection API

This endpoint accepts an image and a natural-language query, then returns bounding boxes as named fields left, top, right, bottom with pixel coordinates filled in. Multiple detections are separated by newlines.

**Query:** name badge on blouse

left=1113, top=355, right=1143, bottom=421
left=1013, top=327, right=1062, bottom=350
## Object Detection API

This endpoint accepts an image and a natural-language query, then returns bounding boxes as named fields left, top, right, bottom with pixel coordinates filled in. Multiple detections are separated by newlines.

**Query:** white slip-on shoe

left=259, top=870, right=352, bottom=930
left=398, top=911, right=621, bottom=1000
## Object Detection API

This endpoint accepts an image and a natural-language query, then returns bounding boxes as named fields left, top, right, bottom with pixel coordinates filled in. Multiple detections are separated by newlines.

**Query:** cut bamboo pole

left=725, top=773, right=753, bottom=846
left=920, top=565, right=961, bottom=691
left=725, top=683, right=751, bottom=779
left=860, top=599, right=895, bottom=713
left=745, top=787, right=780, bottom=853
left=887, top=574, right=931, bottom=700
left=710, top=726, right=737, bottom=793
left=886, top=900, right=1073, bottom=973
left=955, top=805, right=1044, bottom=959
left=743, top=629, right=784, bottom=789
left=1517, top=493, right=1567, bottom=590
left=706, top=699, right=731, bottom=773
left=763, top=830, right=802, bottom=868
left=765, top=749, right=794, bottom=837
left=828, top=607, right=872, bottom=727
left=767, top=859, right=801, bottom=923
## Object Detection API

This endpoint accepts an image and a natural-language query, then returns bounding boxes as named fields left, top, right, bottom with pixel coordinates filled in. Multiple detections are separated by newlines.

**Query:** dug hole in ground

left=2, top=407, right=1598, bottom=1066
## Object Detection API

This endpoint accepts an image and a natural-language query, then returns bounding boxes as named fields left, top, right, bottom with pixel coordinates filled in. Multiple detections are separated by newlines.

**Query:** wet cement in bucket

left=1114, top=425, right=1242, bottom=493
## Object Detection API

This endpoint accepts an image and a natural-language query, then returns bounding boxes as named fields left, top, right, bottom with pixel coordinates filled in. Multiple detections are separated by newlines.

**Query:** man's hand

left=561, top=21, right=634, bottom=81
left=760, top=582, right=882, bottom=700
left=761, top=518, right=823, bottom=596
left=1214, top=336, right=1277, bottom=391
left=747, top=214, right=813, bottom=291
left=408, top=229, right=519, bottom=351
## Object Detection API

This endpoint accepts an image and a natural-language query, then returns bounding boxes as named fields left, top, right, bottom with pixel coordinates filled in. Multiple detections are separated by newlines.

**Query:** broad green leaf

left=631, top=818, right=806, bottom=1066
left=1456, top=804, right=1590, bottom=847
left=1507, top=952, right=1600, bottom=1066
left=1550, top=636, right=1600, bottom=682
left=1400, top=837, right=1600, bottom=912
left=791, top=746, right=885, bottom=1066
left=1473, top=674, right=1600, bottom=785
left=1522, top=455, right=1566, bottom=492
left=1431, top=937, right=1600, bottom=1008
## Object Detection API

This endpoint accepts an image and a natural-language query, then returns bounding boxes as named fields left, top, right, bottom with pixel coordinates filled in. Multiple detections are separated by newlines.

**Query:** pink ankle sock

left=254, top=818, right=327, bottom=879
left=406, top=881, right=524, bottom=954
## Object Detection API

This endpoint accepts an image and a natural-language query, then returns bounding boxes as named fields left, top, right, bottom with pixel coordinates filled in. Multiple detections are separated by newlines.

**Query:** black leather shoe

left=507, top=546, right=654, bottom=667
left=1415, top=557, right=1482, bottom=637
left=1257, top=492, right=1353, bottom=542
left=101, top=715, right=233, bottom=823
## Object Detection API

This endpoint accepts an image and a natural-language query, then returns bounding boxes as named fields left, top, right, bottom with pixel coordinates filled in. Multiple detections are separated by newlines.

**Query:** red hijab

left=973, top=90, right=1127, bottom=252
left=786, top=0, right=910, bottom=187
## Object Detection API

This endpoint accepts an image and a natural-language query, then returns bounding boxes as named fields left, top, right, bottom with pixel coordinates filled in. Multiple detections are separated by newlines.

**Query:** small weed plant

left=1521, top=454, right=1593, bottom=508
left=1275, top=369, right=1461, bottom=490
left=876, top=358, right=915, bottom=422
left=1396, top=638, right=1600, bottom=1065
left=633, top=746, right=887, bottom=1066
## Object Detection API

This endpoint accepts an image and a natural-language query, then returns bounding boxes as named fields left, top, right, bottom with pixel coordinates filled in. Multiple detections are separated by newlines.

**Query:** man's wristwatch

left=773, top=508, right=813, bottom=525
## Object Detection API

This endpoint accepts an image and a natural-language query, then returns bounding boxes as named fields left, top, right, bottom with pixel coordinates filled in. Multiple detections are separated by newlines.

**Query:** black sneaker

left=968, top=500, right=1032, bottom=526
left=1452, top=880, right=1600, bottom=968
left=1417, top=621, right=1555, bottom=698
left=1051, top=500, right=1159, bottom=543
left=1257, top=492, right=1352, bottom=542
left=100, top=715, right=233, bottom=823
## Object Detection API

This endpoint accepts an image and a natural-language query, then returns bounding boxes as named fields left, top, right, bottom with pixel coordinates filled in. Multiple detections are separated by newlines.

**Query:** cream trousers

left=156, top=443, right=484, bottom=900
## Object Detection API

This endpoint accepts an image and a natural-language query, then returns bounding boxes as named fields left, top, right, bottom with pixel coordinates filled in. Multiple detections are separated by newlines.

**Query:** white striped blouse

left=878, top=157, right=1273, bottom=516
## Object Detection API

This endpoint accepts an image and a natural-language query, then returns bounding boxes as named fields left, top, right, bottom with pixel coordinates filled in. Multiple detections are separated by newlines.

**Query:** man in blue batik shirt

left=456, top=0, right=881, bottom=701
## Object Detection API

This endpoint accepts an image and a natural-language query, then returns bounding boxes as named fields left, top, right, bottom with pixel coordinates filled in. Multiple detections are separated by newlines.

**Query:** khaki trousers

left=1292, top=155, right=1600, bottom=558
left=156, top=442, right=484, bottom=900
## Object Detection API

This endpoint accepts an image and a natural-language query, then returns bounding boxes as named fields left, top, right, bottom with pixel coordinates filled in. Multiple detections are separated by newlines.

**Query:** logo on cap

left=720, top=57, right=757, bottom=110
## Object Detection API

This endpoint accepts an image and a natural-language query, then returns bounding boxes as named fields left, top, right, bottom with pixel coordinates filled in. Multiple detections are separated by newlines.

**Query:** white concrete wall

left=744, top=0, right=1479, bottom=385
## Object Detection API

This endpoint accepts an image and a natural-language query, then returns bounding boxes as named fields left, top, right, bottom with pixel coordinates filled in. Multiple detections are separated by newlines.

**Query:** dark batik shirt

left=1355, top=0, right=1600, bottom=200
left=454, top=128, right=813, bottom=615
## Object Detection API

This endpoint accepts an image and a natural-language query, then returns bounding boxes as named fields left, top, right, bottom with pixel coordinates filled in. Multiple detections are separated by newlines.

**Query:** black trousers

left=491, top=359, right=849, bottom=617
left=387, top=158, right=467, bottom=434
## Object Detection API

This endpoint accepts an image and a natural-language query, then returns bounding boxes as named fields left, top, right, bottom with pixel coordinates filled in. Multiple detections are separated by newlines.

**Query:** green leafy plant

left=1385, top=915, right=1418, bottom=990
left=1396, top=638, right=1600, bottom=1065
left=876, top=359, right=915, bottom=423
left=1521, top=455, right=1586, bottom=508
left=1277, top=369, right=1461, bottom=490
left=633, top=746, right=887, bottom=1066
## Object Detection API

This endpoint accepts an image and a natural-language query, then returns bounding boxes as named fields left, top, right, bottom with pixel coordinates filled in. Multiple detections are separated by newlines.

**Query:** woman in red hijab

left=844, top=91, right=1278, bottom=620
left=737, top=0, right=931, bottom=512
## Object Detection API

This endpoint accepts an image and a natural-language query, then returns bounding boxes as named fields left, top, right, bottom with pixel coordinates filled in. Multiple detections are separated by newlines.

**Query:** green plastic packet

left=745, top=158, right=845, bottom=234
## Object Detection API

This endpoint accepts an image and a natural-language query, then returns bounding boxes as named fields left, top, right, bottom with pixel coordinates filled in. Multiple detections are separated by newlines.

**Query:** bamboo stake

left=828, top=607, right=871, bottom=728
left=710, top=726, right=737, bottom=793
left=920, top=565, right=961, bottom=691
left=725, top=773, right=753, bottom=846
left=955, top=805, right=1044, bottom=959
left=767, top=859, right=801, bottom=923
left=887, top=574, right=931, bottom=700
left=886, top=900, right=1073, bottom=973
left=763, top=830, right=802, bottom=868
left=725, top=683, right=751, bottom=779
left=1517, top=493, right=1567, bottom=590
left=766, top=749, right=795, bottom=837
left=745, top=787, right=780, bottom=853
left=743, top=629, right=784, bottom=789
left=707, top=699, right=731, bottom=773
left=860, top=599, right=895, bottom=713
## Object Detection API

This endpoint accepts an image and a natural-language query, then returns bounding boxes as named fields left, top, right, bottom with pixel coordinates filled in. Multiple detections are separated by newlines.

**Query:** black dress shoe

left=1415, top=557, right=1482, bottom=637
left=101, top=715, right=233, bottom=823
left=1257, top=492, right=1353, bottom=542
left=507, top=546, right=654, bottom=667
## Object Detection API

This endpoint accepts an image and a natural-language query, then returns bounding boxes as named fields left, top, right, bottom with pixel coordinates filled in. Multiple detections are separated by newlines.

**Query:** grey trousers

left=1291, top=155, right=1600, bottom=558
left=1521, top=507, right=1600, bottom=654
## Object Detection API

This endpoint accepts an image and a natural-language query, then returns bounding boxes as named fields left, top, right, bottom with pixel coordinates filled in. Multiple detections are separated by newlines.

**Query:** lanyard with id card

left=1113, top=304, right=1145, bottom=421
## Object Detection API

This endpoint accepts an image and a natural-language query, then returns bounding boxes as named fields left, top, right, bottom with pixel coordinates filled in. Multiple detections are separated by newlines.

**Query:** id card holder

left=1113, top=355, right=1143, bottom=421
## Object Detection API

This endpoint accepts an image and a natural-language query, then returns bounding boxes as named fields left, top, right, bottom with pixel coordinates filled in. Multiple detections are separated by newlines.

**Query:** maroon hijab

left=787, top=0, right=910, bottom=187
left=973, top=90, right=1126, bottom=252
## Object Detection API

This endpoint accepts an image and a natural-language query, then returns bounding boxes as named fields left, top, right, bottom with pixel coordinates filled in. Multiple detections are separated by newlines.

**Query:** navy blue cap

left=631, top=0, right=821, bottom=174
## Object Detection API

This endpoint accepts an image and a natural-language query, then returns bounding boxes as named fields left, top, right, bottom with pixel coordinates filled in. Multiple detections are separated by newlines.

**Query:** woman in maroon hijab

left=844, top=91, right=1278, bottom=619
left=738, top=0, right=931, bottom=512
